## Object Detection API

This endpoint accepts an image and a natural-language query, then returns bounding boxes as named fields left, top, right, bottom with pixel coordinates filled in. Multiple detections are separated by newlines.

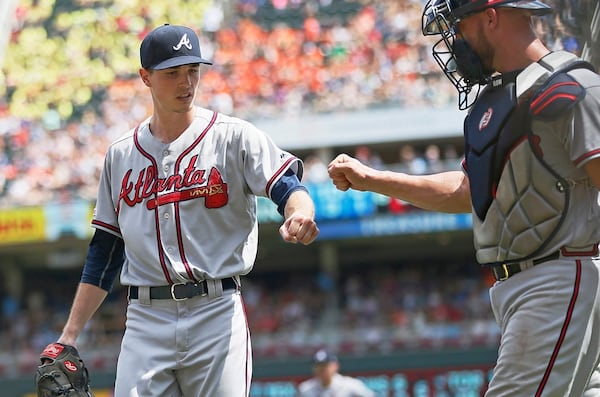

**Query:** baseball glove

left=35, top=343, right=93, bottom=397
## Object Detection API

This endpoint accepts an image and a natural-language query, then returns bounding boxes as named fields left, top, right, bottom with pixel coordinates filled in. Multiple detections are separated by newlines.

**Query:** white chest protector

left=464, top=51, right=597, bottom=265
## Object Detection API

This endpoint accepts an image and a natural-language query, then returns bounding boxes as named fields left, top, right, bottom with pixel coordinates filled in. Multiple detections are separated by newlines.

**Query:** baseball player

left=328, top=1, right=600, bottom=396
left=40, top=24, right=319, bottom=397
left=296, top=349, right=376, bottom=397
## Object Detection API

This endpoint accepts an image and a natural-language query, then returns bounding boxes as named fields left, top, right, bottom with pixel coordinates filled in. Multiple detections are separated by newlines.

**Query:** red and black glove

left=35, top=343, right=93, bottom=397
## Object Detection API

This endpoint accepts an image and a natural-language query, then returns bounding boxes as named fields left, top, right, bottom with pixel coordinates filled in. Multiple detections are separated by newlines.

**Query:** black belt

left=491, top=251, right=560, bottom=281
left=128, top=278, right=237, bottom=301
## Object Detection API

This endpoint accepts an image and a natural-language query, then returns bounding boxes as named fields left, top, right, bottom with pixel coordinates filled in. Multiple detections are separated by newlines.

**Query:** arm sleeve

left=80, top=229, right=125, bottom=292
left=270, top=169, right=309, bottom=216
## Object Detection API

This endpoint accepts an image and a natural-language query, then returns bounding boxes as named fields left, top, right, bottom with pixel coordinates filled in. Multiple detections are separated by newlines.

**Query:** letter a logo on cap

left=173, top=34, right=193, bottom=51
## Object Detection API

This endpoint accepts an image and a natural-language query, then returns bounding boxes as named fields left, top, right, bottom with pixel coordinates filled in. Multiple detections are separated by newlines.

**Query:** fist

left=327, top=154, right=371, bottom=192
left=280, top=214, right=319, bottom=245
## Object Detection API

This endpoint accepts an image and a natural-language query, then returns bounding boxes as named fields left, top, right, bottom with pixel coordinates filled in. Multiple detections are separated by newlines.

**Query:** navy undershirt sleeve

left=271, top=169, right=309, bottom=216
left=80, top=229, right=125, bottom=292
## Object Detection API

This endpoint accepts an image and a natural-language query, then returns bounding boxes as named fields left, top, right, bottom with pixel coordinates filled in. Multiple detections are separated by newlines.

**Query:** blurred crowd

left=0, top=0, right=586, bottom=208
left=0, top=260, right=498, bottom=377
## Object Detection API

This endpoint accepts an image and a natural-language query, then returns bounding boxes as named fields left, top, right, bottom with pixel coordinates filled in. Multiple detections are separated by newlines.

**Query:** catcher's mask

left=421, top=0, right=553, bottom=109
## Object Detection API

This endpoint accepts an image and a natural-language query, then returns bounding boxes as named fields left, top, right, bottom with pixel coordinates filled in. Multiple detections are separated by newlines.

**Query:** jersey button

left=163, top=150, right=169, bottom=156
left=164, top=213, right=170, bottom=219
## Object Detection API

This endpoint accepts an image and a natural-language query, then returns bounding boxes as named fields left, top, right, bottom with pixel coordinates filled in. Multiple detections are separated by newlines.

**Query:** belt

left=128, top=278, right=237, bottom=301
left=491, top=251, right=560, bottom=281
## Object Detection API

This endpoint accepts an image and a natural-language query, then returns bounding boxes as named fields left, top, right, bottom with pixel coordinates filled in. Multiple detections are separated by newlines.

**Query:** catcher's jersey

left=92, top=106, right=302, bottom=286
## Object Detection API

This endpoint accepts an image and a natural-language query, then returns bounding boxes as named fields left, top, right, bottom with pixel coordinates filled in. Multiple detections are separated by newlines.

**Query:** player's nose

left=178, top=75, right=193, bottom=87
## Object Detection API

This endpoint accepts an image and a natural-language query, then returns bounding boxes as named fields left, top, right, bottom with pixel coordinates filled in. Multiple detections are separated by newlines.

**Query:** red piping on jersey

left=530, top=82, right=579, bottom=116
left=172, top=111, right=218, bottom=282
left=534, top=260, right=581, bottom=397
left=240, top=293, right=251, bottom=396
left=484, top=0, right=508, bottom=5
left=91, top=219, right=121, bottom=236
left=530, top=82, right=578, bottom=107
left=531, top=93, right=578, bottom=115
left=133, top=124, right=173, bottom=285
left=573, top=149, right=600, bottom=167
left=265, top=157, right=298, bottom=197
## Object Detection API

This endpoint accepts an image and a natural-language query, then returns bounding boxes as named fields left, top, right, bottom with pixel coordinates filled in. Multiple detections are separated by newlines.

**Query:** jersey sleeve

left=91, top=147, right=122, bottom=237
left=239, top=121, right=303, bottom=199
left=567, top=69, right=600, bottom=167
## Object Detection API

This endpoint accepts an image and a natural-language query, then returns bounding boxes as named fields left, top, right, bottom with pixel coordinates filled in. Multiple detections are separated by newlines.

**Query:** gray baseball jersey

left=296, top=374, right=376, bottom=397
left=91, top=106, right=302, bottom=286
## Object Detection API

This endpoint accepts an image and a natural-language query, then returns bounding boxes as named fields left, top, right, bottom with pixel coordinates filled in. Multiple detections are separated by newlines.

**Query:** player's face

left=143, top=64, right=201, bottom=113
left=456, top=13, right=495, bottom=75
left=313, top=362, right=338, bottom=384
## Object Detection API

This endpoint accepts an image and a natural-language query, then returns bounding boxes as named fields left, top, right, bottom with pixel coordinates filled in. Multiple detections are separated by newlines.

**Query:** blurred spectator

left=423, top=143, right=444, bottom=173
left=303, top=154, right=329, bottom=183
left=396, top=144, right=427, bottom=174
left=442, top=143, right=461, bottom=171
left=354, top=145, right=384, bottom=169
left=202, top=3, right=225, bottom=34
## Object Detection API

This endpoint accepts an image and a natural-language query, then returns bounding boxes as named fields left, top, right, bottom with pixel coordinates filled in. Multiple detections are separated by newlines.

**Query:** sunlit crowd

left=1, top=0, right=584, bottom=208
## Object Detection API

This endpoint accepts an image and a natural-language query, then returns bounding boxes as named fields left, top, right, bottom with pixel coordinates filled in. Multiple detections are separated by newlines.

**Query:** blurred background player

left=296, top=349, right=376, bottom=397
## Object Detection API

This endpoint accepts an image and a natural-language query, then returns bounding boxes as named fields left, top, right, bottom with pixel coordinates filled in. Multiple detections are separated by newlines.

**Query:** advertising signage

left=250, top=364, right=494, bottom=397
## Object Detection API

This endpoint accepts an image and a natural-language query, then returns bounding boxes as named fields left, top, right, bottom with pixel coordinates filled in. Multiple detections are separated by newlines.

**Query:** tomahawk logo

left=479, top=107, right=493, bottom=131
left=173, top=34, right=192, bottom=51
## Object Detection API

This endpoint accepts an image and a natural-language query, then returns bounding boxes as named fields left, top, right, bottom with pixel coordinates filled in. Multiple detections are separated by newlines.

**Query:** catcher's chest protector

left=463, top=51, right=594, bottom=265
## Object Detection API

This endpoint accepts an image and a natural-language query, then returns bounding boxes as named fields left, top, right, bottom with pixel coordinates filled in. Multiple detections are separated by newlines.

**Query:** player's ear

left=139, top=68, right=152, bottom=87
left=484, top=7, right=499, bottom=29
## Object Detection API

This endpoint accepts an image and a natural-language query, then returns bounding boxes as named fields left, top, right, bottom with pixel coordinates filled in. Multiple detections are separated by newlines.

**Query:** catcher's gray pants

left=486, top=256, right=600, bottom=396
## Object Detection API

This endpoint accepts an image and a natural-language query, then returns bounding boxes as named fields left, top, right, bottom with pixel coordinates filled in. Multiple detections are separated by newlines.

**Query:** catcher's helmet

left=422, top=0, right=553, bottom=109
left=442, top=0, right=552, bottom=21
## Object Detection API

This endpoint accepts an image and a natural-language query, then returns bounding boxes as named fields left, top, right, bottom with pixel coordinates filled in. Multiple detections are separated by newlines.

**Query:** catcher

left=35, top=342, right=93, bottom=397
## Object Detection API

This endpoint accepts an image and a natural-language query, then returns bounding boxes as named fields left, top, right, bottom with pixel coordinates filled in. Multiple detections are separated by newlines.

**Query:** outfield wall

left=1, top=346, right=498, bottom=397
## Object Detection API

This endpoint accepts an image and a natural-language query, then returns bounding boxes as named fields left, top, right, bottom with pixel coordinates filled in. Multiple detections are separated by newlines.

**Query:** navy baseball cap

left=140, top=24, right=212, bottom=70
left=313, top=349, right=337, bottom=364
